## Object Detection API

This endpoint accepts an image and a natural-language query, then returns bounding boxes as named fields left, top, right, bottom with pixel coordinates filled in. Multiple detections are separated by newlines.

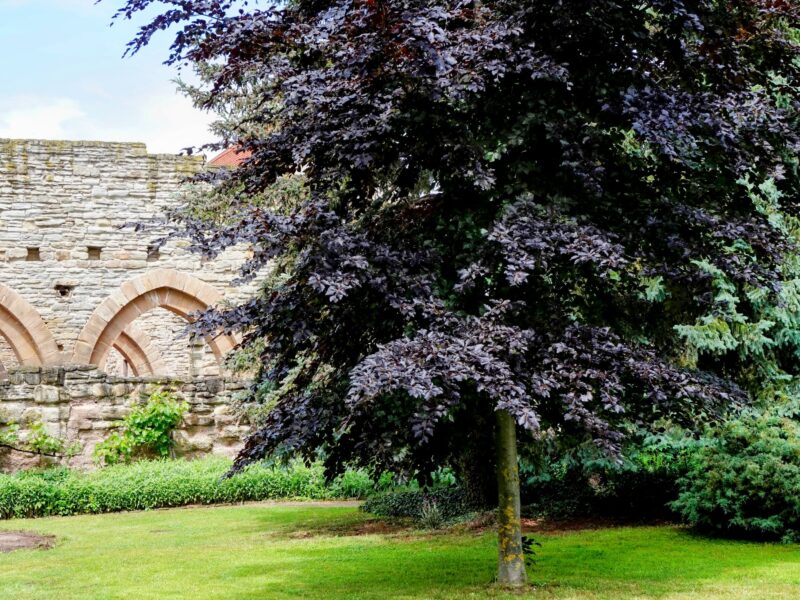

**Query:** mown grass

left=0, top=504, right=798, bottom=599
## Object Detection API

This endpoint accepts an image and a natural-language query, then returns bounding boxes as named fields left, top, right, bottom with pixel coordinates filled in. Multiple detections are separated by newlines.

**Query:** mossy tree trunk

left=495, top=409, right=528, bottom=587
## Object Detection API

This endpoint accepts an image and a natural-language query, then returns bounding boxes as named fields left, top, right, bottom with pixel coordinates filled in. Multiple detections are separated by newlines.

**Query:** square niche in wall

left=54, top=283, right=75, bottom=298
left=146, top=244, right=160, bottom=262
left=87, top=246, right=102, bottom=260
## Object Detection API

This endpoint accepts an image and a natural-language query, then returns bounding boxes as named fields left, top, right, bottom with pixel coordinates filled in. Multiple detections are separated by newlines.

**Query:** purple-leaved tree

left=113, top=0, right=798, bottom=586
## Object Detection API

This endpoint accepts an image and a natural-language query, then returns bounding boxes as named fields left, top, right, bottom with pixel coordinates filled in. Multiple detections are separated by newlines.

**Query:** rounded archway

left=72, top=269, right=237, bottom=370
left=105, top=324, right=167, bottom=377
left=0, top=284, right=61, bottom=367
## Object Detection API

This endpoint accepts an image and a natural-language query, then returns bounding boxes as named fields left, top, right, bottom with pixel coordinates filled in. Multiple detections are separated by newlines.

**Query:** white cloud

left=100, top=92, right=217, bottom=155
left=0, top=91, right=217, bottom=156
left=0, top=97, right=85, bottom=139
left=1, top=2, right=217, bottom=154
left=73, top=91, right=213, bottom=154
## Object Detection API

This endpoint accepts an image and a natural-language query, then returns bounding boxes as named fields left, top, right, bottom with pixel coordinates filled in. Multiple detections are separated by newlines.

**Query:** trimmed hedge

left=361, top=487, right=472, bottom=521
left=0, top=456, right=376, bottom=520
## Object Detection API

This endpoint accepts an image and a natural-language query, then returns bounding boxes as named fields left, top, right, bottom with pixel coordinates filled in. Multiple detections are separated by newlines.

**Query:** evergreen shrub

left=673, top=410, right=800, bottom=542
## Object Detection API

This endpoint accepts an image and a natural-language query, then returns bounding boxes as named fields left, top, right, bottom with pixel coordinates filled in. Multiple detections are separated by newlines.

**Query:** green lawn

left=1, top=503, right=799, bottom=599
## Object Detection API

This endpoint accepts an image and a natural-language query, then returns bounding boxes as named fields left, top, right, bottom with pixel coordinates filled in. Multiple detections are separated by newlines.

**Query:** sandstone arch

left=0, top=284, right=61, bottom=366
left=104, top=324, right=167, bottom=377
left=72, top=269, right=237, bottom=369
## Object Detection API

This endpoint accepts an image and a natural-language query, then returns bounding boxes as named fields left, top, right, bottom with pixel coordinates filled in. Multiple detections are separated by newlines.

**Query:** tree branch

left=0, top=443, right=63, bottom=459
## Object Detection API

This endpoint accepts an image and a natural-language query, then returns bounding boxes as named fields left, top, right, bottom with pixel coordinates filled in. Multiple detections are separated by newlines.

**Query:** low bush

left=672, top=410, right=800, bottom=542
left=418, top=498, right=446, bottom=529
left=94, top=390, right=188, bottom=465
left=361, top=486, right=473, bottom=522
left=326, top=466, right=376, bottom=498
left=0, top=456, right=377, bottom=520
left=520, top=429, right=701, bottom=521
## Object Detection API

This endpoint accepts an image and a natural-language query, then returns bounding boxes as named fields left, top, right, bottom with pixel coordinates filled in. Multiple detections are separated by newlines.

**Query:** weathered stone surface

left=0, top=140, right=258, bottom=471
left=0, top=139, right=257, bottom=379
left=33, top=385, right=60, bottom=403
left=0, top=366, right=248, bottom=470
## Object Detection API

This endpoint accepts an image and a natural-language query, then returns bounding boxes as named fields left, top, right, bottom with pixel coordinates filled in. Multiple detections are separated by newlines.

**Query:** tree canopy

left=114, top=0, right=799, bottom=481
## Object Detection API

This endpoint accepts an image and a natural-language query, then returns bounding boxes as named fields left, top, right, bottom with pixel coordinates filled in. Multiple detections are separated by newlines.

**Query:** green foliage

left=0, top=422, right=20, bottom=449
left=326, top=467, right=376, bottom=499
left=94, top=391, right=188, bottom=465
left=520, top=430, right=702, bottom=520
left=639, top=275, right=667, bottom=303
left=674, top=259, right=776, bottom=362
left=417, top=498, right=445, bottom=530
left=362, top=487, right=473, bottom=523
left=25, top=422, right=80, bottom=458
left=184, top=172, right=309, bottom=225
left=671, top=178, right=800, bottom=405
left=0, top=417, right=80, bottom=460
left=0, top=457, right=378, bottom=520
left=673, top=409, right=800, bottom=542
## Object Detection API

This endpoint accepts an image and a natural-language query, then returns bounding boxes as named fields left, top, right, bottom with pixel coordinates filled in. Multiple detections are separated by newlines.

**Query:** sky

left=0, top=0, right=216, bottom=154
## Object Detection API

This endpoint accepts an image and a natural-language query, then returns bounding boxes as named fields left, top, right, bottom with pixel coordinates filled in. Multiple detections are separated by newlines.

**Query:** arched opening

left=72, top=269, right=237, bottom=374
left=0, top=284, right=60, bottom=367
left=0, top=336, right=16, bottom=377
left=102, top=323, right=167, bottom=377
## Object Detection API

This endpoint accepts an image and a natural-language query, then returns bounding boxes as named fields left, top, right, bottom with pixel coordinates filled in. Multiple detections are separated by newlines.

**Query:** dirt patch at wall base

left=0, top=531, right=55, bottom=553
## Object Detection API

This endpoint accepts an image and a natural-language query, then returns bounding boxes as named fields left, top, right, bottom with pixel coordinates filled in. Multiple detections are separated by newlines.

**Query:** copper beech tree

left=114, top=0, right=798, bottom=586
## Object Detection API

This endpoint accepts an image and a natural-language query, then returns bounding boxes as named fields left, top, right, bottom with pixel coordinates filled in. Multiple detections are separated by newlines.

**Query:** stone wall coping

left=0, top=138, right=206, bottom=163
left=0, top=366, right=250, bottom=387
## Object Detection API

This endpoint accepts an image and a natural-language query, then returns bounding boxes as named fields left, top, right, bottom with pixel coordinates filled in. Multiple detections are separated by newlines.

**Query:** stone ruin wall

left=0, top=139, right=255, bottom=470
left=0, top=367, right=248, bottom=471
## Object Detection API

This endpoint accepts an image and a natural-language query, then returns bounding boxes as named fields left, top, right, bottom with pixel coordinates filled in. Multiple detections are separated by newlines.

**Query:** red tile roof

left=208, top=147, right=252, bottom=167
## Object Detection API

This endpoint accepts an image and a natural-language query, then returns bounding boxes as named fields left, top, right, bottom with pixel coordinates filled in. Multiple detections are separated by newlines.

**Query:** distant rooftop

left=208, top=147, right=252, bottom=167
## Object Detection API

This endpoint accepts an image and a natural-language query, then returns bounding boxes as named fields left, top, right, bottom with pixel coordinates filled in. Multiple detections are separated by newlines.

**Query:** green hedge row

left=361, top=486, right=472, bottom=521
left=0, top=456, right=376, bottom=520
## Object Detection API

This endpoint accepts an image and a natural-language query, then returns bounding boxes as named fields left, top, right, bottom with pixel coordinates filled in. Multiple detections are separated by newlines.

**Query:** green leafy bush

left=520, top=430, right=701, bottom=520
left=361, top=487, right=472, bottom=522
left=672, top=410, right=800, bottom=542
left=0, top=421, right=20, bottom=449
left=0, top=419, right=81, bottom=459
left=0, top=456, right=377, bottom=520
left=327, top=467, right=376, bottom=498
left=27, top=421, right=81, bottom=458
left=94, top=391, right=188, bottom=465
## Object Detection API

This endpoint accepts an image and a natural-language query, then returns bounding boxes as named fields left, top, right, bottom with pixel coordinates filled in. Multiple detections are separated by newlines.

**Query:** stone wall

left=0, top=138, right=254, bottom=377
left=0, top=138, right=257, bottom=470
left=0, top=366, right=249, bottom=471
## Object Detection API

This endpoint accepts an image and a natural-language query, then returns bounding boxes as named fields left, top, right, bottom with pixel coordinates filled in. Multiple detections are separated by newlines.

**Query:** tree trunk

left=456, top=405, right=497, bottom=509
left=495, top=409, right=527, bottom=587
left=460, top=448, right=497, bottom=509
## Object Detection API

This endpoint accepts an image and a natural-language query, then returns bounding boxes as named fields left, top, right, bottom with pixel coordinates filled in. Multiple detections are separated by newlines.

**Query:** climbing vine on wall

left=94, top=391, right=189, bottom=466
